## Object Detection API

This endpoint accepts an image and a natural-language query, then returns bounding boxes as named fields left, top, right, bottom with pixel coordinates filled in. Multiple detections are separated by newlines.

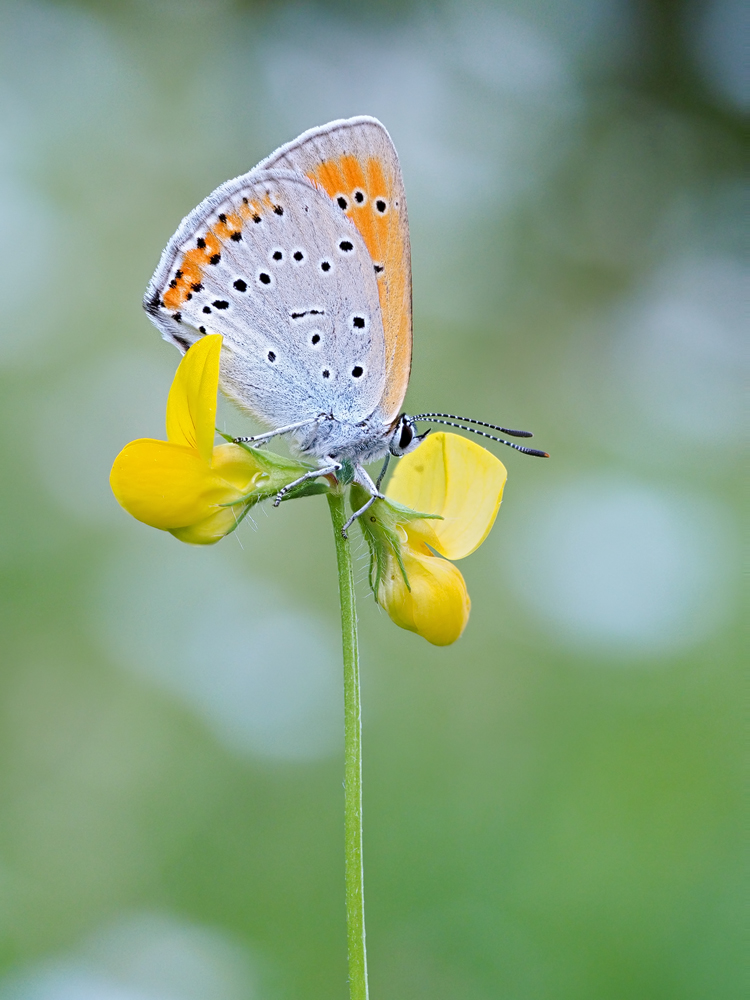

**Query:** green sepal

left=279, top=481, right=330, bottom=502
left=350, top=483, right=442, bottom=529
left=216, top=429, right=314, bottom=475
left=379, top=496, right=443, bottom=522
left=215, top=429, right=330, bottom=506
left=349, top=484, right=440, bottom=597
left=338, top=458, right=356, bottom=485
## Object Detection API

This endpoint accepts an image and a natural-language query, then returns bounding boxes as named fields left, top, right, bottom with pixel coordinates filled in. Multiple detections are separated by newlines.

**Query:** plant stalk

left=327, top=488, right=369, bottom=1000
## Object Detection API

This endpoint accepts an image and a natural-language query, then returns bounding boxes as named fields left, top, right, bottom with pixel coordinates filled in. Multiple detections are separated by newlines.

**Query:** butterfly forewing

left=260, top=117, right=412, bottom=423
left=145, top=170, right=386, bottom=428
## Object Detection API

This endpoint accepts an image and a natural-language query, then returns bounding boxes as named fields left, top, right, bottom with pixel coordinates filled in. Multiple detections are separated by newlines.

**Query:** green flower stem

left=327, top=487, right=369, bottom=1000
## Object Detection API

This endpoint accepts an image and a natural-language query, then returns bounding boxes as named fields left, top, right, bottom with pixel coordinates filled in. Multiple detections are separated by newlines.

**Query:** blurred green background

left=0, top=1, right=744, bottom=997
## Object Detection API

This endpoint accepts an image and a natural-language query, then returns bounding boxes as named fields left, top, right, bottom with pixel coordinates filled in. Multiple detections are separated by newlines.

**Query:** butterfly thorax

left=294, top=414, right=395, bottom=465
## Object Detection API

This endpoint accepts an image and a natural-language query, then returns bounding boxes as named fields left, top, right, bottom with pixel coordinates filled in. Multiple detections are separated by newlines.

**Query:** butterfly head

left=389, top=414, right=429, bottom=457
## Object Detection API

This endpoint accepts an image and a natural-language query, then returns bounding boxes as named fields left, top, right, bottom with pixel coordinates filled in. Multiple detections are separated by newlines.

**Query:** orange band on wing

left=308, top=154, right=411, bottom=420
left=162, top=204, right=260, bottom=311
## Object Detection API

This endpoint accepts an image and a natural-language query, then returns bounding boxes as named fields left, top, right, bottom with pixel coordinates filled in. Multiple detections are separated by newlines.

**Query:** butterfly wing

left=144, top=170, right=386, bottom=428
left=259, top=116, right=412, bottom=424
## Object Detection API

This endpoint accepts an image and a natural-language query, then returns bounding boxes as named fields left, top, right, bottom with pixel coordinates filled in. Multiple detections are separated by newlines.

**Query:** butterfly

left=144, top=116, right=546, bottom=533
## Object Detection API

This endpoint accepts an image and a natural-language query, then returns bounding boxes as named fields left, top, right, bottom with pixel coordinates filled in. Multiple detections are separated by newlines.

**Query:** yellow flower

left=110, top=334, right=313, bottom=544
left=353, top=432, right=507, bottom=645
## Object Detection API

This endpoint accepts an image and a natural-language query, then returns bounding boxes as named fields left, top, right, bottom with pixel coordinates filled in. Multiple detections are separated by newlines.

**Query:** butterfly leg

left=272, top=458, right=342, bottom=507
left=375, top=453, right=390, bottom=489
left=234, top=415, right=325, bottom=447
left=340, top=465, right=386, bottom=538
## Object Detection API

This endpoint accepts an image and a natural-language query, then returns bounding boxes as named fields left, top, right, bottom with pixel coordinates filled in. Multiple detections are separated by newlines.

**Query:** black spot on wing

left=145, top=292, right=161, bottom=316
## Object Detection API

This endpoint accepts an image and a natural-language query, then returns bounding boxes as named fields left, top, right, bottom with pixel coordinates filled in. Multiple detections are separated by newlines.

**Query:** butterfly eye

left=389, top=416, right=418, bottom=456
left=398, top=420, right=413, bottom=450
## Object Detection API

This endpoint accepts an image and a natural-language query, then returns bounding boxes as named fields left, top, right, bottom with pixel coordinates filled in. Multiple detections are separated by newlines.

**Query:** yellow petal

left=110, top=438, right=242, bottom=530
left=210, top=442, right=265, bottom=492
left=378, top=546, right=471, bottom=646
left=170, top=506, right=243, bottom=545
left=387, top=432, right=507, bottom=560
left=165, top=334, right=222, bottom=462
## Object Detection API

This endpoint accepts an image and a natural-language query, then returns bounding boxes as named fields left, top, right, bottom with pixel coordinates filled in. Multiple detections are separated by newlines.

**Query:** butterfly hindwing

left=145, top=170, right=386, bottom=428
left=259, top=116, right=412, bottom=423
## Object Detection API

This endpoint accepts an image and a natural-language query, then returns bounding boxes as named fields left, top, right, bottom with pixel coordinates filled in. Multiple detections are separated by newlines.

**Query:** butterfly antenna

left=413, top=417, right=549, bottom=457
left=411, top=413, right=534, bottom=438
